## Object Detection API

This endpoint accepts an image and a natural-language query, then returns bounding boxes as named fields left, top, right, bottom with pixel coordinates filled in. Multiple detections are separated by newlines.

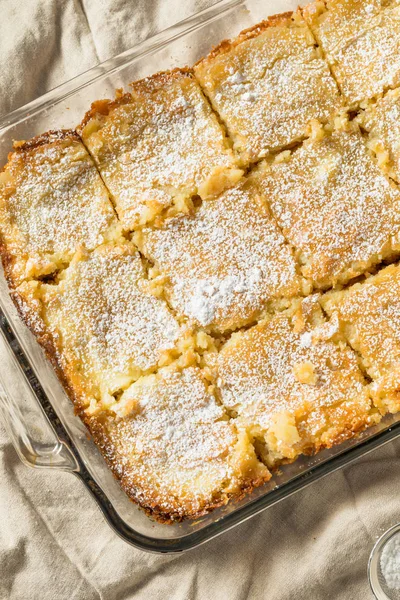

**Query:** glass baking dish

left=2, top=0, right=400, bottom=554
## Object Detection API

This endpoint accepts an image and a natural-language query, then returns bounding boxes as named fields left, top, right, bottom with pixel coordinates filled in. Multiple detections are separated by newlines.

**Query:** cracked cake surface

left=3, top=3, right=400, bottom=522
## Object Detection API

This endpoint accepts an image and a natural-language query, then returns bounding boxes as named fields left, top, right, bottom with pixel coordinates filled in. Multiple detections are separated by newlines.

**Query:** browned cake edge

left=10, top=287, right=270, bottom=522
left=0, top=130, right=80, bottom=175
left=10, top=288, right=90, bottom=414
left=0, top=239, right=19, bottom=290
left=10, top=129, right=80, bottom=155
left=78, top=67, right=194, bottom=131
left=0, top=129, right=92, bottom=290
left=85, top=413, right=271, bottom=523
left=193, top=11, right=295, bottom=67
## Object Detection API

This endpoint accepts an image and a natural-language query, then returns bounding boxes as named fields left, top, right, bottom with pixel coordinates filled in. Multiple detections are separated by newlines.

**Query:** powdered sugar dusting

left=362, top=87, right=400, bottom=182
left=42, top=243, right=181, bottom=400
left=305, top=1, right=400, bottom=103
left=380, top=532, right=400, bottom=590
left=322, top=264, right=400, bottom=382
left=92, top=367, right=260, bottom=516
left=260, top=129, right=400, bottom=287
left=195, top=16, right=341, bottom=162
left=140, top=180, right=300, bottom=331
left=216, top=310, right=369, bottom=454
left=80, top=72, right=240, bottom=228
left=0, top=136, right=117, bottom=283
left=175, top=268, right=263, bottom=327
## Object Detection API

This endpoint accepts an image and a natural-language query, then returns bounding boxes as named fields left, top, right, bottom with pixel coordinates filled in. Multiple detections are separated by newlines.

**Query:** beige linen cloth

left=1, top=1, right=400, bottom=598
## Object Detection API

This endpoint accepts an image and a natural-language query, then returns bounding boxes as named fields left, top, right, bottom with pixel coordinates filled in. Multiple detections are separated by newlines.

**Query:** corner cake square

left=13, top=242, right=182, bottom=413
left=258, top=125, right=400, bottom=288
left=303, top=0, right=400, bottom=104
left=87, top=366, right=269, bottom=521
left=134, top=175, right=302, bottom=334
left=194, top=11, right=341, bottom=164
left=214, top=298, right=377, bottom=468
left=0, top=131, right=120, bottom=288
left=321, top=263, right=400, bottom=415
left=78, top=69, right=243, bottom=230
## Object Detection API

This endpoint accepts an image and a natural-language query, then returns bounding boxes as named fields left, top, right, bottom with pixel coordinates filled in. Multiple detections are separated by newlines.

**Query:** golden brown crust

left=10, top=289, right=88, bottom=416
left=194, top=11, right=295, bottom=67
left=78, top=68, right=194, bottom=130
left=11, top=130, right=80, bottom=154
left=0, top=238, right=17, bottom=289
left=1, top=130, right=80, bottom=173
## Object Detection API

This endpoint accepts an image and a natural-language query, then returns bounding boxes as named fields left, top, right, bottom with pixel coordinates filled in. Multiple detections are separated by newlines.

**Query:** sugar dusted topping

left=304, top=0, right=400, bottom=103
left=217, top=313, right=365, bottom=422
left=79, top=71, right=242, bottom=229
left=321, top=263, right=400, bottom=381
left=89, top=367, right=268, bottom=518
left=216, top=310, right=373, bottom=463
left=0, top=134, right=118, bottom=285
left=40, top=243, right=181, bottom=404
left=139, top=178, right=300, bottom=332
left=194, top=14, right=341, bottom=163
left=6, top=5, right=400, bottom=521
left=259, top=128, right=400, bottom=288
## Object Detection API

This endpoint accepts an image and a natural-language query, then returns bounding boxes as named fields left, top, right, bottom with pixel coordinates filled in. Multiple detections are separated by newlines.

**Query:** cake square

left=135, top=175, right=301, bottom=334
left=214, top=299, right=377, bottom=468
left=303, top=0, right=400, bottom=104
left=78, top=69, right=243, bottom=230
left=258, top=126, right=400, bottom=288
left=0, top=131, right=120, bottom=288
left=359, top=87, right=400, bottom=182
left=194, top=11, right=341, bottom=165
left=14, top=242, right=182, bottom=413
left=321, top=263, right=400, bottom=414
left=87, top=366, right=270, bottom=521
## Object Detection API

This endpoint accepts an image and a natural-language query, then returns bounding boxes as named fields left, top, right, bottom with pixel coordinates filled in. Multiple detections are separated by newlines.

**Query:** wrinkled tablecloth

left=1, top=1, right=400, bottom=598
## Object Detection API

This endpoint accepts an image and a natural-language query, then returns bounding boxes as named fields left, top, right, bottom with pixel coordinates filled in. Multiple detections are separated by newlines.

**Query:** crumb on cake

left=0, top=130, right=120, bottom=288
left=194, top=10, right=341, bottom=165
left=78, top=69, right=243, bottom=230
left=303, top=0, right=400, bottom=104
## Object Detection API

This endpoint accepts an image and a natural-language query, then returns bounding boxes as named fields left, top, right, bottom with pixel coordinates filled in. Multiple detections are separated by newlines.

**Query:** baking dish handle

left=0, top=326, right=78, bottom=471
left=0, top=380, right=77, bottom=470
